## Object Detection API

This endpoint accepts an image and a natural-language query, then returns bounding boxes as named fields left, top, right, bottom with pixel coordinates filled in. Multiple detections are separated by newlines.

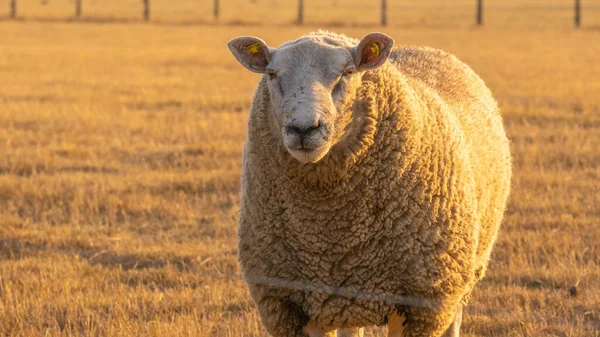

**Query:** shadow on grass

left=0, top=164, right=120, bottom=177
left=0, top=238, right=192, bottom=271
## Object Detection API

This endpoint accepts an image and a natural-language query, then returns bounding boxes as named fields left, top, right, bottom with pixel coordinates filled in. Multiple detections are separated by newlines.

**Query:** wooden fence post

left=10, top=0, right=16, bottom=19
left=476, top=0, right=483, bottom=25
left=214, top=0, right=219, bottom=19
left=297, top=0, right=303, bottom=25
left=143, top=0, right=150, bottom=21
left=574, top=0, right=581, bottom=28
left=75, top=0, right=82, bottom=18
left=381, top=0, right=387, bottom=26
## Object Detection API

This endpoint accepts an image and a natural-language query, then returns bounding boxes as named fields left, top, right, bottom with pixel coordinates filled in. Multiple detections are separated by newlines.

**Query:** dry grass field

left=0, top=1, right=600, bottom=336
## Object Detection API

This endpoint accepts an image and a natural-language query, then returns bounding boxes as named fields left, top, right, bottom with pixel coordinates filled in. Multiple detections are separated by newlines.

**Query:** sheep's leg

left=251, top=293, right=313, bottom=337
left=387, top=310, right=406, bottom=337
left=337, top=327, right=365, bottom=337
left=389, top=302, right=459, bottom=337
left=441, top=304, right=462, bottom=337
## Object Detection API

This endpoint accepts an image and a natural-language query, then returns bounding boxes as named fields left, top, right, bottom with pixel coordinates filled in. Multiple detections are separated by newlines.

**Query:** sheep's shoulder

left=389, top=47, right=492, bottom=108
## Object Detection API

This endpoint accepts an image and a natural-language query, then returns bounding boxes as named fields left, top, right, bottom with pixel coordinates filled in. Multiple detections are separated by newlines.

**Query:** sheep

left=227, top=30, right=511, bottom=337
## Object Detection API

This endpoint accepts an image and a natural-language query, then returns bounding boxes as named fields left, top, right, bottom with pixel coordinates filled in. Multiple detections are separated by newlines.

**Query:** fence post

left=214, top=0, right=219, bottom=19
left=476, top=0, right=483, bottom=25
left=297, top=0, right=303, bottom=25
left=75, top=0, right=82, bottom=18
left=381, top=0, right=387, bottom=26
left=574, top=0, right=581, bottom=28
left=143, top=0, right=150, bottom=21
left=10, top=0, right=16, bottom=19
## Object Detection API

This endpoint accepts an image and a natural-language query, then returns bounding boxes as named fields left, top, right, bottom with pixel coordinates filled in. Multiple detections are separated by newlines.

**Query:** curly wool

left=238, top=32, right=511, bottom=337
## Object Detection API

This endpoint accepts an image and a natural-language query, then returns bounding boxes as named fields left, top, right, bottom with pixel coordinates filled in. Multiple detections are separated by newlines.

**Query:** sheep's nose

left=286, top=119, right=321, bottom=138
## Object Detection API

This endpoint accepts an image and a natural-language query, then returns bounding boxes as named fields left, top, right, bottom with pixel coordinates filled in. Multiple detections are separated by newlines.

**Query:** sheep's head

left=228, top=32, right=394, bottom=163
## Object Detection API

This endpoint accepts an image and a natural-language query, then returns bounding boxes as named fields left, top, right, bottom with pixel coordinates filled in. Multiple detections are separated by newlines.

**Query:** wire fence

left=1, top=0, right=599, bottom=28
left=196, top=259, right=600, bottom=334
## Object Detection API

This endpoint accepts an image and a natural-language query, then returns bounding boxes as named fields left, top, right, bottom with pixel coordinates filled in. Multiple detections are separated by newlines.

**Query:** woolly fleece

left=237, top=31, right=511, bottom=337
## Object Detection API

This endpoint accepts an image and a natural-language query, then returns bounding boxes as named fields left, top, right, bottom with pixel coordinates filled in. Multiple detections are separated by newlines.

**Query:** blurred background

left=0, top=1, right=599, bottom=336
left=1, top=0, right=600, bottom=27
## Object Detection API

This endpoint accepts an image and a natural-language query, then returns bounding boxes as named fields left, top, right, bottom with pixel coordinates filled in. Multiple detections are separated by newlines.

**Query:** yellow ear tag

left=246, top=43, right=261, bottom=55
left=370, top=43, right=380, bottom=57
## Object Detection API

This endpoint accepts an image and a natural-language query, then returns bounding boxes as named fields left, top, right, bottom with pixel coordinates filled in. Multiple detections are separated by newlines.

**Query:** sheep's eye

left=333, top=69, right=353, bottom=93
left=342, top=69, right=355, bottom=77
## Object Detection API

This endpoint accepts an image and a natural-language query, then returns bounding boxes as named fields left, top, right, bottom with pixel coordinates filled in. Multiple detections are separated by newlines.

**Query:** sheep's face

left=228, top=33, right=394, bottom=163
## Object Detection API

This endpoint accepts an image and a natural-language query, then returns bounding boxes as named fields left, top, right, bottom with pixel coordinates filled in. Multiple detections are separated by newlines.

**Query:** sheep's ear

left=352, top=33, right=394, bottom=71
left=227, top=36, right=272, bottom=74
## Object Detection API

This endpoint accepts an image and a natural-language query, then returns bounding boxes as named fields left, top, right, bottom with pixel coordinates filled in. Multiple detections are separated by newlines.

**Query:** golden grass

left=0, top=2, right=599, bottom=336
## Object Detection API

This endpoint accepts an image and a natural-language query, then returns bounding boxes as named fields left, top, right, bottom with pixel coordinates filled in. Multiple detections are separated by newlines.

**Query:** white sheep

left=227, top=30, right=511, bottom=337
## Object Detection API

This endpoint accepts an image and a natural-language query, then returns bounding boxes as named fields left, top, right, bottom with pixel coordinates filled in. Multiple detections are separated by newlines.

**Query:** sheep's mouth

left=287, top=144, right=330, bottom=163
